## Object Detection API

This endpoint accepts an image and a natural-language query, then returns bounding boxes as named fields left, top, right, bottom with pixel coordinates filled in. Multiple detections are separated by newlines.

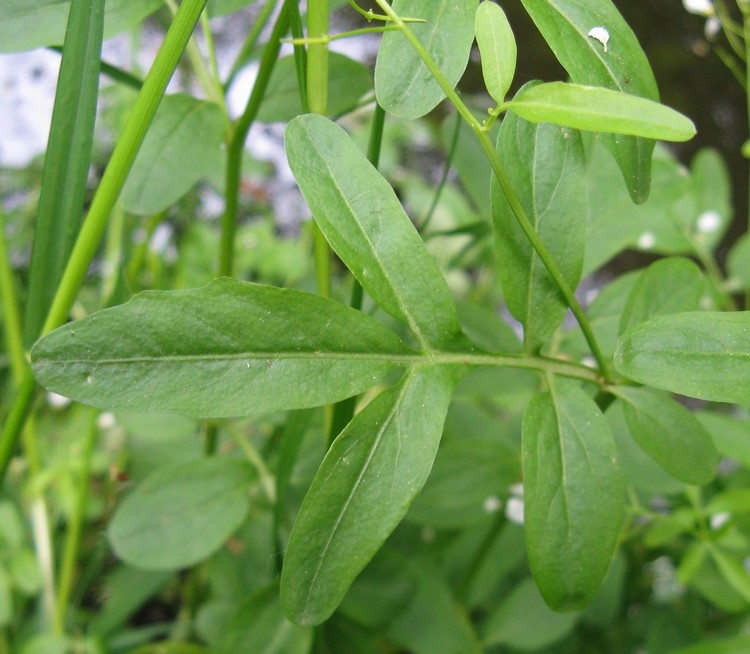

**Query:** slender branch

left=371, top=0, right=613, bottom=382
left=219, top=3, right=290, bottom=277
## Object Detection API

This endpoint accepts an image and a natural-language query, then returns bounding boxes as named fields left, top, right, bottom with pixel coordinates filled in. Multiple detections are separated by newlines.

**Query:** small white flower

left=483, top=495, right=502, bottom=514
left=588, top=27, right=610, bottom=53
left=705, top=15, right=721, bottom=39
left=683, top=0, right=714, bottom=16
left=696, top=210, right=721, bottom=233
left=637, top=232, right=656, bottom=250
left=710, top=512, right=730, bottom=530
left=47, top=392, right=71, bottom=409
left=505, top=497, right=525, bottom=525
left=97, top=412, right=116, bottom=429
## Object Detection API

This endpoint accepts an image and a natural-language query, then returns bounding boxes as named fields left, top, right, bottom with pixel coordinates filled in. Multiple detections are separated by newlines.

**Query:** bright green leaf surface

left=698, top=412, right=750, bottom=469
left=475, top=1, right=516, bottom=104
left=619, top=257, right=706, bottom=333
left=222, top=584, right=313, bottom=654
left=0, top=0, right=161, bottom=52
left=728, top=234, right=750, bottom=290
left=669, top=634, right=750, bottom=654
left=375, top=0, right=478, bottom=120
left=108, top=457, right=254, bottom=569
left=507, top=83, right=696, bottom=141
left=491, top=107, right=586, bottom=350
left=121, top=94, right=225, bottom=216
left=613, top=386, right=717, bottom=485
left=518, top=0, right=660, bottom=202
left=31, top=279, right=413, bottom=418
left=285, top=114, right=464, bottom=350
left=280, top=366, right=461, bottom=625
left=258, top=53, right=372, bottom=123
left=614, top=312, right=750, bottom=404
left=523, top=379, right=624, bottom=611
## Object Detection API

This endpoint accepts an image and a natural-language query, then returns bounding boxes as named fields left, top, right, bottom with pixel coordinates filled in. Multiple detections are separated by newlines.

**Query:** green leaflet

left=374, top=0, right=478, bottom=120
left=612, top=386, right=717, bottom=485
left=475, top=1, right=516, bottom=104
left=506, top=82, right=696, bottom=141
left=614, top=312, right=750, bottom=404
left=24, top=0, right=104, bottom=345
left=108, top=457, right=254, bottom=569
left=280, top=366, right=461, bottom=625
left=619, top=257, right=706, bottom=333
left=258, top=53, right=372, bottom=123
left=120, top=94, right=225, bottom=216
left=518, top=0, right=660, bottom=203
left=491, top=107, right=586, bottom=350
left=0, top=0, right=161, bottom=53
left=31, top=279, right=413, bottom=418
left=285, top=114, right=465, bottom=350
left=522, top=378, right=624, bottom=611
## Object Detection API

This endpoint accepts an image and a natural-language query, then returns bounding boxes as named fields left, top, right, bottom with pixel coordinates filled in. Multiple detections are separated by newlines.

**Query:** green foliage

left=1, top=0, right=749, bottom=650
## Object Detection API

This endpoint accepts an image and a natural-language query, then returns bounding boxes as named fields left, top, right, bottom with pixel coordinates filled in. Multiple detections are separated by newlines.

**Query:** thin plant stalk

left=54, top=409, right=99, bottom=635
left=218, top=3, right=290, bottom=277
left=745, top=8, right=750, bottom=310
left=420, top=110, right=462, bottom=233
left=0, top=0, right=210, bottom=487
left=372, top=0, right=613, bottom=381
left=307, top=0, right=332, bottom=300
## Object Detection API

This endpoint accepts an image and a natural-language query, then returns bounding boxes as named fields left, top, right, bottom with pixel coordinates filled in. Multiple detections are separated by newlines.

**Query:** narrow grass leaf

left=523, top=378, right=624, bottom=611
left=375, top=0, right=478, bottom=119
left=108, top=457, right=254, bottom=569
left=491, top=106, right=586, bottom=350
left=506, top=82, right=696, bottom=141
left=285, top=114, right=464, bottom=350
left=518, top=0, right=660, bottom=202
left=613, top=386, right=717, bottom=485
left=31, top=279, right=413, bottom=418
left=475, top=1, right=516, bottom=104
left=280, top=366, right=461, bottom=625
left=614, top=312, right=750, bottom=404
left=24, top=0, right=104, bottom=345
left=120, top=94, right=225, bottom=215
left=619, top=257, right=706, bottom=334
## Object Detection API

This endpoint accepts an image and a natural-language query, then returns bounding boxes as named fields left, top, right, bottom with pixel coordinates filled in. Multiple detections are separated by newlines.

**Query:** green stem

left=0, top=213, right=26, bottom=381
left=223, top=0, right=278, bottom=91
left=230, top=431, right=276, bottom=502
left=307, top=0, right=332, bottom=299
left=219, top=3, right=290, bottom=277
left=54, top=409, right=98, bottom=635
left=0, top=0, right=209, bottom=489
left=745, top=10, right=750, bottom=310
left=287, top=0, right=309, bottom=113
left=372, top=0, right=612, bottom=382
